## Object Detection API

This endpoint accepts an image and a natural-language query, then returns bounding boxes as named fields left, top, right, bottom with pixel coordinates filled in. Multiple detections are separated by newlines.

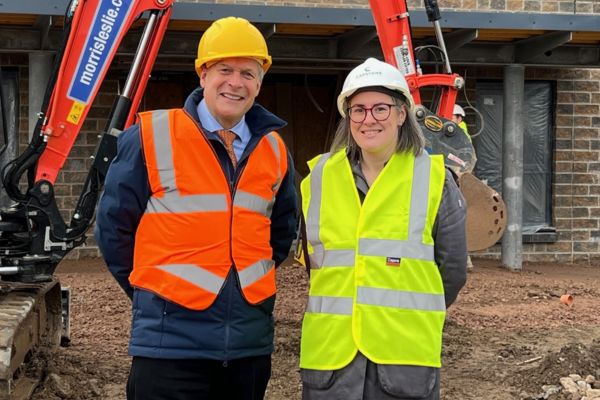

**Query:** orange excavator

left=0, top=0, right=504, bottom=396
left=0, top=0, right=175, bottom=395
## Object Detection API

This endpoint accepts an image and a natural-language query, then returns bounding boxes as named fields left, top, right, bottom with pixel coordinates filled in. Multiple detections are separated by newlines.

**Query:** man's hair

left=330, top=96, right=425, bottom=160
left=202, top=59, right=265, bottom=82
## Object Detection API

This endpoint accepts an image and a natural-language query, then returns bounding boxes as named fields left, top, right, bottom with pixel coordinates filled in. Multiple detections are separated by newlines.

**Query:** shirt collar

left=197, top=98, right=246, bottom=137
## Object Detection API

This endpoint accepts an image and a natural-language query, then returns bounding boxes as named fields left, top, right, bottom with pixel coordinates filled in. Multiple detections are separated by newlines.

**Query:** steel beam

left=446, top=42, right=599, bottom=66
left=32, top=15, right=54, bottom=50
left=29, top=54, right=53, bottom=140
left=425, top=28, right=478, bottom=53
left=32, top=15, right=52, bottom=29
left=256, top=23, right=277, bottom=40
left=335, top=26, right=378, bottom=59
left=0, top=27, right=597, bottom=67
left=514, top=31, right=573, bottom=63
left=501, top=65, right=524, bottom=271
left=4, top=1, right=600, bottom=32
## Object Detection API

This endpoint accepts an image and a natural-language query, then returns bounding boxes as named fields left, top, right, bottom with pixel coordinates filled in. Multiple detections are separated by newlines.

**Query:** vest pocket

left=376, top=365, right=437, bottom=398
left=300, top=369, right=335, bottom=390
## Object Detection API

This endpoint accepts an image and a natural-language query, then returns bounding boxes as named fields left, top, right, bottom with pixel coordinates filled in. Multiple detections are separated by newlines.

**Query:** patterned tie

left=216, top=129, right=238, bottom=168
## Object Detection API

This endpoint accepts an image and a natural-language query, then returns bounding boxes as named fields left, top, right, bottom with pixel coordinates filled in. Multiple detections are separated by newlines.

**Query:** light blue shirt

left=197, top=99, right=251, bottom=161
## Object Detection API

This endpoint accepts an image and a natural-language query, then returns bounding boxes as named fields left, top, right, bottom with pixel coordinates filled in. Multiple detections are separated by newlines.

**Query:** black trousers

left=127, top=355, right=272, bottom=400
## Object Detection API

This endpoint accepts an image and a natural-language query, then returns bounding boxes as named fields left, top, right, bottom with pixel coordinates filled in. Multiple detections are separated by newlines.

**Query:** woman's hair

left=330, top=95, right=425, bottom=161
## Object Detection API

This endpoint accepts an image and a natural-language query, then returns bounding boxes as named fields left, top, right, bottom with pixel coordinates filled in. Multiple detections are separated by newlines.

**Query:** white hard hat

left=337, top=58, right=414, bottom=117
left=453, top=104, right=465, bottom=117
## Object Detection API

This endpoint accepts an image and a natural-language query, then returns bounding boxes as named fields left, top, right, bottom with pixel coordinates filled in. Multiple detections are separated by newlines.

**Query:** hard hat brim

left=195, top=55, right=272, bottom=77
left=337, top=86, right=415, bottom=117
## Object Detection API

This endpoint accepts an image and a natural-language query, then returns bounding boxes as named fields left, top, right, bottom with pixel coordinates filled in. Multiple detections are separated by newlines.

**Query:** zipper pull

left=223, top=360, right=228, bottom=368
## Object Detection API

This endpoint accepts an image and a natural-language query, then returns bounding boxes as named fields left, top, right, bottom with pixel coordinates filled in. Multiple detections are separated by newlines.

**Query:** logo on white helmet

left=355, top=67, right=382, bottom=79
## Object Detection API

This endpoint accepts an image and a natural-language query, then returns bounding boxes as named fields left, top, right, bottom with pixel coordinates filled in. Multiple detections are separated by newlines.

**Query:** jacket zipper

left=223, top=148, right=247, bottom=367
left=183, top=109, right=253, bottom=366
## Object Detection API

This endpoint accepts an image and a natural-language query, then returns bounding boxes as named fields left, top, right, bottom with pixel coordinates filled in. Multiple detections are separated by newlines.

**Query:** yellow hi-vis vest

left=300, top=149, right=446, bottom=370
left=458, top=121, right=471, bottom=142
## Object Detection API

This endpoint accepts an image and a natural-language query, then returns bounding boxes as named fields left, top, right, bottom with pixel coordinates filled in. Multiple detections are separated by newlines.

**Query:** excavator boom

left=0, top=0, right=174, bottom=282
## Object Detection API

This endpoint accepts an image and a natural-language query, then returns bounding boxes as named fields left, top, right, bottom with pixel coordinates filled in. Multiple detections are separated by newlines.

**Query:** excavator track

left=0, top=280, right=62, bottom=400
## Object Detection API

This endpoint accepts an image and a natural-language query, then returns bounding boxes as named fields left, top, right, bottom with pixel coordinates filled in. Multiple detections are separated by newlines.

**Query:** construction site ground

left=28, top=258, right=600, bottom=400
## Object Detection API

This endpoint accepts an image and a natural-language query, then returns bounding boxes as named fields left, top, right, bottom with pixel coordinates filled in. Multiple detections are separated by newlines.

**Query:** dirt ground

left=27, top=258, right=600, bottom=400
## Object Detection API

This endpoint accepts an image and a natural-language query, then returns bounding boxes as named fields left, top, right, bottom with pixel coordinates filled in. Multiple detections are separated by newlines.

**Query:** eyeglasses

left=346, top=103, right=395, bottom=124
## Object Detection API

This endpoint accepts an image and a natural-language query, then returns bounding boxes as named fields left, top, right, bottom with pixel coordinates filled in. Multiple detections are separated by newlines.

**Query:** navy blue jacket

left=94, top=87, right=297, bottom=361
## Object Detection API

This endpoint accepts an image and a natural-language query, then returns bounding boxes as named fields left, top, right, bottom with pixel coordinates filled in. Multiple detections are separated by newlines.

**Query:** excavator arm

left=368, top=0, right=475, bottom=172
left=368, top=0, right=506, bottom=251
left=0, top=0, right=175, bottom=282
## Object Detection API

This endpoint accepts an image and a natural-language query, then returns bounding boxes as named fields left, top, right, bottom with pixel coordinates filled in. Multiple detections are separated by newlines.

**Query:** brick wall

left=181, top=0, right=598, bottom=13
left=458, top=66, right=600, bottom=263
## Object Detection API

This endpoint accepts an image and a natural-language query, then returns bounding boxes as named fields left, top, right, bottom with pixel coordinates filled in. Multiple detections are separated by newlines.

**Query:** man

left=95, top=17, right=297, bottom=400
left=452, top=104, right=471, bottom=142
left=452, top=104, right=474, bottom=269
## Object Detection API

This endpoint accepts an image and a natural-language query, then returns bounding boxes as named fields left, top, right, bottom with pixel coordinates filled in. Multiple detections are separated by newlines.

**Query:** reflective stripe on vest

left=303, top=286, right=445, bottom=316
left=305, top=153, right=358, bottom=269
left=300, top=150, right=446, bottom=370
left=157, top=259, right=275, bottom=293
left=157, top=264, right=225, bottom=294
left=237, top=259, right=275, bottom=289
left=306, top=295, right=353, bottom=315
left=308, top=154, right=435, bottom=269
left=131, top=109, right=287, bottom=309
left=356, top=287, right=445, bottom=312
left=144, top=111, right=228, bottom=214
left=357, top=154, right=434, bottom=261
left=233, top=133, right=282, bottom=218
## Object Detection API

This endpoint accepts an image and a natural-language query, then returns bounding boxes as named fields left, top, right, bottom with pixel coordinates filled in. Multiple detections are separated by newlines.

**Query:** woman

left=299, top=58, right=468, bottom=400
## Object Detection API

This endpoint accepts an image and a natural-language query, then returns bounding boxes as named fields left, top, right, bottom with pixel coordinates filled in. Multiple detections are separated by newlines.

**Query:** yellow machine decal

left=424, top=116, right=443, bottom=132
left=67, top=101, right=85, bottom=125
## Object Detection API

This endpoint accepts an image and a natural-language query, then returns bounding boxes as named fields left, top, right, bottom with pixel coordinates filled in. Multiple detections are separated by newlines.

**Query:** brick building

left=1, top=0, right=599, bottom=263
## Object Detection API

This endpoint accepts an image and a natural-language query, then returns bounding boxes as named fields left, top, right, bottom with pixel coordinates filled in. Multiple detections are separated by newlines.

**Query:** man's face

left=200, top=58, right=262, bottom=129
left=452, top=114, right=462, bottom=124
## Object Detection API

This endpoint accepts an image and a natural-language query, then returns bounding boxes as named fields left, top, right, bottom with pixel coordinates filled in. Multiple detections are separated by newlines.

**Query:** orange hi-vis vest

left=129, top=109, right=288, bottom=310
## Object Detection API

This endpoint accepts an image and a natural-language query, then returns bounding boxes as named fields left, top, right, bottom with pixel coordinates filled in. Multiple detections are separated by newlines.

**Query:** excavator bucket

left=458, top=172, right=507, bottom=251
left=416, top=107, right=507, bottom=251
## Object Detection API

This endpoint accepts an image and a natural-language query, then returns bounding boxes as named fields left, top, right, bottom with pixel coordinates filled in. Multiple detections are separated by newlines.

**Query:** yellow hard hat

left=195, top=17, right=272, bottom=77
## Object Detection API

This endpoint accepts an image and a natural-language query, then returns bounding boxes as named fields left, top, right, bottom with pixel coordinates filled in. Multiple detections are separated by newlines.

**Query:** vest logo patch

left=386, top=257, right=401, bottom=266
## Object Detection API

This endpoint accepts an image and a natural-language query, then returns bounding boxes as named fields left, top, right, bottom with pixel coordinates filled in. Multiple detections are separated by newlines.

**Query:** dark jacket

left=94, top=87, right=297, bottom=361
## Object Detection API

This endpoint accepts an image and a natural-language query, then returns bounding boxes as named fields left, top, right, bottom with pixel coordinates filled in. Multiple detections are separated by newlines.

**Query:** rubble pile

left=530, top=374, right=600, bottom=400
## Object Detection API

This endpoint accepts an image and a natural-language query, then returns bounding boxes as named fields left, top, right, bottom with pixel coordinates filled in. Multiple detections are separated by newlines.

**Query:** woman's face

left=347, top=91, right=406, bottom=158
